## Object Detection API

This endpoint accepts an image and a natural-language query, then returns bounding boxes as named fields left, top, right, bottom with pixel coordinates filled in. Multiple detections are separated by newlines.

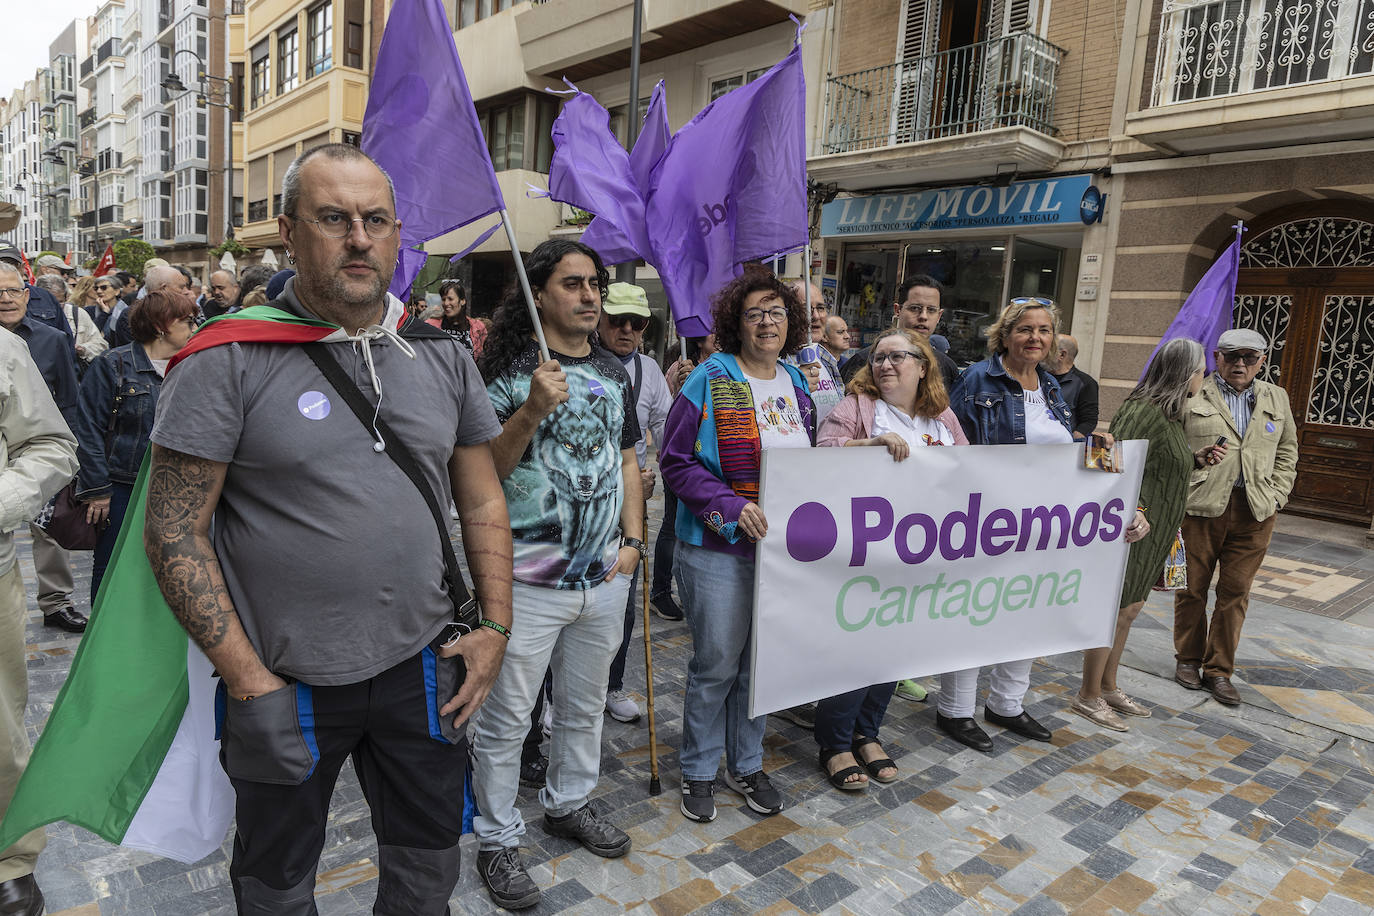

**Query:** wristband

left=479, top=618, right=511, bottom=640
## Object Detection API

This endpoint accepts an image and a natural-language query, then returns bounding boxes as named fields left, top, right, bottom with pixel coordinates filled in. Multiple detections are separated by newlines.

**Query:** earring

left=287, top=252, right=296, bottom=264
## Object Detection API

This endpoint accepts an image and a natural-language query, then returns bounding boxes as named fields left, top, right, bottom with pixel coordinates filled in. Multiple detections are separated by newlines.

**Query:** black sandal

left=852, top=736, right=899, bottom=783
left=818, top=747, right=867, bottom=791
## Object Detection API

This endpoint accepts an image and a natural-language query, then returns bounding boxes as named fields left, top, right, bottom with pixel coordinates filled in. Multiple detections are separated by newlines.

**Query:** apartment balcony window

left=1151, top=0, right=1374, bottom=105
left=709, top=69, right=769, bottom=102
left=345, top=0, right=365, bottom=68
left=251, top=41, right=270, bottom=109
left=248, top=199, right=268, bottom=222
left=307, top=3, right=333, bottom=77
left=819, top=32, right=1064, bottom=155
left=479, top=98, right=526, bottom=171
left=278, top=28, right=299, bottom=94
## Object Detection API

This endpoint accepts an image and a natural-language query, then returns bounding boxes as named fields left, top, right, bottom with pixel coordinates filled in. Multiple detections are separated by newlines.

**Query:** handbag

left=300, top=341, right=480, bottom=634
left=33, top=482, right=106, bottom=551
left=1152, top=528, right=1187, bottom=591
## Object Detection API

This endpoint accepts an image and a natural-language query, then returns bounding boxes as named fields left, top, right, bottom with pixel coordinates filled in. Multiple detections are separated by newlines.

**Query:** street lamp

left=161, top=49, right=236, bottom=241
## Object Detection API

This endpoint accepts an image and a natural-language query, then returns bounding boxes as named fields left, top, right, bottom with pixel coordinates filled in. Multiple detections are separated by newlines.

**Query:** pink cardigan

left=817, top=393, right=968, bottom=448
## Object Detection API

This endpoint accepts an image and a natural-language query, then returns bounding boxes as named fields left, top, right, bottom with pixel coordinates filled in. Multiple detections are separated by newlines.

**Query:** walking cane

left=641, top=508, right=662, bottom=795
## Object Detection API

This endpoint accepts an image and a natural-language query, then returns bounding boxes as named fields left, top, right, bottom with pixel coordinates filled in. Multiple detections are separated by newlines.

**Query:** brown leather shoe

left=1203, top=675, right=1241, bottom=707
left=1174, top=662, right=1203, bottom=690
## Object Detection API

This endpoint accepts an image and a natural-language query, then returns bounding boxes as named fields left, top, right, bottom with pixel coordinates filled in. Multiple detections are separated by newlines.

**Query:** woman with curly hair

left=659, top=267, right=816, bottom=823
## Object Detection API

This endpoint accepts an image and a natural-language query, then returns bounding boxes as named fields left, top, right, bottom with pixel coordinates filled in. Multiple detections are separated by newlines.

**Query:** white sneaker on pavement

left=605, top=688, right=642, bottom=723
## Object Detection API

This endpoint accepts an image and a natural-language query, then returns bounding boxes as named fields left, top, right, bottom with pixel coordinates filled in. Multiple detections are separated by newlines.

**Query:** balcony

left=1127, top=0, right=1374, bottom=155
left=513, top=0, right=808, bottom=83
left=80, top=56, right=93, bottom=80
left=808, top=32, right=1067, bottom=190
left=79, top=211, right=97, bottom=229
left=97, top=205, right=124, bottom=227
left=79, top=107, right=96, bottom=129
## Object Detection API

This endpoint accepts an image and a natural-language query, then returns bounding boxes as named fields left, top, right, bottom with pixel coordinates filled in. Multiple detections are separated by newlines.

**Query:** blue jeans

left=676, top=542, right=765, bottom=781
left=607, top=567, right=639, bottom=692
left=814, top=683, right=897, bottom=752
left=470, top=574, right=630, bottom=850
left=91, top=482, right=133, bottom=607
left=650, top=486, right=678, bottom=598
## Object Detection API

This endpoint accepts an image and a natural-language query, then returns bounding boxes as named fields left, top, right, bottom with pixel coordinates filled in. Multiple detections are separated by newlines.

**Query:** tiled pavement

left=15, top=513, right=1374, bottom=916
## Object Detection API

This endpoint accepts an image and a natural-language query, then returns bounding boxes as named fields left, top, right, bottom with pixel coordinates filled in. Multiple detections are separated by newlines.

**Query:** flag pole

left=501, top=209, right=551, bottom=363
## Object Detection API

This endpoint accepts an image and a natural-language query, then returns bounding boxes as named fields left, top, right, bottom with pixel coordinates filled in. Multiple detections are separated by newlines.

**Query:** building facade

left=78, top=0, right=130, bottom=258
left=1, top=79, right=47, bottom=255
left=232, top=0, right=382, bottom=266
left=1104, top=0, right=1374, bottom=537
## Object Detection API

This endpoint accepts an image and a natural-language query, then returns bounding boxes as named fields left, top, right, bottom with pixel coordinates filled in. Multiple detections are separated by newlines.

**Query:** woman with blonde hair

left=813, top=328, right=967, bottom=790
left=69, top=276, right=97, bottom=309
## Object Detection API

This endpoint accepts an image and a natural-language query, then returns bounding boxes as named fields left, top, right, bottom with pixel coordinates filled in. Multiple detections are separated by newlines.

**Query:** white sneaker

left=605, top=688, right=642, bottom=723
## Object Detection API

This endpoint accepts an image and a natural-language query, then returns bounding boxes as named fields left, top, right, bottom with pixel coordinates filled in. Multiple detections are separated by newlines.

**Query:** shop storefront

left=817, top=174, right=1103, bottom=366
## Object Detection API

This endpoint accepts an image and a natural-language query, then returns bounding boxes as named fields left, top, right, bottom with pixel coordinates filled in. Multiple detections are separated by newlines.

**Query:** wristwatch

left=621, top=535, right=648, bottom=559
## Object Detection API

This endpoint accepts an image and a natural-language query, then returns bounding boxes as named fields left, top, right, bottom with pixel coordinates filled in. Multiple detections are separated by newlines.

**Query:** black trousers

left=226, top=652, right=465, bottom=916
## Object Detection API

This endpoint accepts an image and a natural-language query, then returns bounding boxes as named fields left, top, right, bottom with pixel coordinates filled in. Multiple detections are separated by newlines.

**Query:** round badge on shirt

left=298, top=391, right=331, bottom=420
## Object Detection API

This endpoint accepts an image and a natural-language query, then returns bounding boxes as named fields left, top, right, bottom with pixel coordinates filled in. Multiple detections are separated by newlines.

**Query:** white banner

left=750, top=442, right=1147, bottom=716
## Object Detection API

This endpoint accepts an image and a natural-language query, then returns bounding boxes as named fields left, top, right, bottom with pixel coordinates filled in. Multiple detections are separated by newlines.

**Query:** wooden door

left=1235, top=238, right=1374, bottom=525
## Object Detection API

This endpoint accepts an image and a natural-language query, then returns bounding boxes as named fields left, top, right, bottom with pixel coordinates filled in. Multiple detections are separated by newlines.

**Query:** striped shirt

left=1215, top=375, right=1256, bottom=487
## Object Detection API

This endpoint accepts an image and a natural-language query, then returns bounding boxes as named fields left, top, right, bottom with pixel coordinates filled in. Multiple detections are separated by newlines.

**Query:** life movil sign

left=819, top=174, right=1096, bottom=237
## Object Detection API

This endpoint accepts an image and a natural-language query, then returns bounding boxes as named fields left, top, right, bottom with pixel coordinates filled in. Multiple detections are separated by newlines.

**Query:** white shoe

left=605, top=688, right=642, bottom=723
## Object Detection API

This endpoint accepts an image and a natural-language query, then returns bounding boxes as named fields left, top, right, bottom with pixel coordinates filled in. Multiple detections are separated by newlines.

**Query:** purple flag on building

left=580, top=81, right=670, bottom=265
left=362, top=0, right=504, bottom=296
left=546, top=92, right=649, bottom=267
left=1140, top=225, right=1244, bottom=379
left=644, top=44, right=807, bottom=337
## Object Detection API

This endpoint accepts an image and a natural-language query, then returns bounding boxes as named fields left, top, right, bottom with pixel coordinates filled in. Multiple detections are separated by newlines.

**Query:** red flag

left=94, top=244, right=116, bottom=277
left=16, top=251, right=34, bottom=285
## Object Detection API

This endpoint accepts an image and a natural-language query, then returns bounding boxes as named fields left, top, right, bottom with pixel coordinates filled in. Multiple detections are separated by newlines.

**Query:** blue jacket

left=950, top=353, right=1073, bottom=445
left=75, top=342, right=163, bottom=499
left=8, top=316, right=79, bottom=433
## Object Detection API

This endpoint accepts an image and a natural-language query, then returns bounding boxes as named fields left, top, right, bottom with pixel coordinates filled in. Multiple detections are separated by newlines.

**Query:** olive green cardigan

left=1111, top=398, right=1192, bottom=607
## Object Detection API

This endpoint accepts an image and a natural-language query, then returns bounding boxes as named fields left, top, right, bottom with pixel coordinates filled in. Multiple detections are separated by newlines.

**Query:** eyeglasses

left=871, top=350, right=923, bottom=368
left=742, top=306, right=788, bottom=325
left=606, top=313, right=649, bottom=332
left=1010, top=296, right=1055, bottom=307
left=95, top=284, right=114, bottom=292
left=294, top=212, right=399, bottom=240
left=900, top=304, right=941, bottom=316
left=1219, top=351, right=1263, bottom=366
left=0, top=288, right=27, bottom=300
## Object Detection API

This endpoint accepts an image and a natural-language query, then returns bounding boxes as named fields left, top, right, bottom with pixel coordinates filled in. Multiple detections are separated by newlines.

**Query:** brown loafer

left=1203, top=675, right=1241, bottom=707
left=1174, top=662, right=1203, bottom=690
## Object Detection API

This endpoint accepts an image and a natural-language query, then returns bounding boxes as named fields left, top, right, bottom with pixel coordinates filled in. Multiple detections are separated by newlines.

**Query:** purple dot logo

left=298, top=391, right=331, bottom=420
left=786, top=501, right=838, bottom=562
left=587, top=378, right=606, bottom=398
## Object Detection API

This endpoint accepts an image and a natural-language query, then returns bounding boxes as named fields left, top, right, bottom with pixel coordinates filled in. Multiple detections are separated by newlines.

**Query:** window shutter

left=892, top=0, right=941, bottom=141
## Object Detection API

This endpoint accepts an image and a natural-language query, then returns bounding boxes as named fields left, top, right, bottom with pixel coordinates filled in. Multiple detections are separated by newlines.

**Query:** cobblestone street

left=17, top=507, right=1374, bottom=915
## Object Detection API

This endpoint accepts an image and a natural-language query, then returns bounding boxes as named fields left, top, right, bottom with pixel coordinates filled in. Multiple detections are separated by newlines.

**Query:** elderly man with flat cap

left=1173, top=328, right=1297, bottom=707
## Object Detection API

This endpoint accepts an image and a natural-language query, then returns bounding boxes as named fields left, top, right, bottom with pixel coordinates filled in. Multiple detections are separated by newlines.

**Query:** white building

left=78, top=0, right=129, bottom=256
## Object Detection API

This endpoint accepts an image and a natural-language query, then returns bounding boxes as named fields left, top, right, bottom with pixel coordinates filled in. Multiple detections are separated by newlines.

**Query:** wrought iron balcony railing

left=1151, top=0, right=1374, bottom=106
left=818, top=32, right=1064, bottom=156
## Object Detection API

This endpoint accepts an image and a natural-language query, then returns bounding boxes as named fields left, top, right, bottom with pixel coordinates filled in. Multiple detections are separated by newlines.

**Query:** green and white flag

left=0, top=458, right=233, bottom=862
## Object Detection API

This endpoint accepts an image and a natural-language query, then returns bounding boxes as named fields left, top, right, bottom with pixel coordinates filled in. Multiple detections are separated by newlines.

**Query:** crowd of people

left=0, top=143, right=1299, bottom=915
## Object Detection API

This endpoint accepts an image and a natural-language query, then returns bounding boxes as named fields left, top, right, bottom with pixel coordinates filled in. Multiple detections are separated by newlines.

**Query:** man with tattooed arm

left=143, top=144, right=513, bottom=916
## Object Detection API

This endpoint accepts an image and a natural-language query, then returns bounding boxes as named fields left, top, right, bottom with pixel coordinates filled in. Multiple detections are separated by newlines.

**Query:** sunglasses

left=1219, top=351, right=1263, bottom=366
left=1010, top=296, right=1055, bottom=307
left=606, top=313, right=649, bottom=332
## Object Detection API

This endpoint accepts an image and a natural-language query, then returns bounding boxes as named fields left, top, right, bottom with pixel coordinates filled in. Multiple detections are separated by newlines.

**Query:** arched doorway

left=1231, top=201, right=1374, bottom=527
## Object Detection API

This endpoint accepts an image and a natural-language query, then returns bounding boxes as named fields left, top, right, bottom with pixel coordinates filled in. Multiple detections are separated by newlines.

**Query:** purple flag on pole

left=644, top=44, right=807, bottom=337
left=580, top=81, right=669, bottom=265
left=1140, top=225, right=1244, bottom=379
left=546, top=92, right=649, bottom=267
left=363, top=0, right=504, bottom=296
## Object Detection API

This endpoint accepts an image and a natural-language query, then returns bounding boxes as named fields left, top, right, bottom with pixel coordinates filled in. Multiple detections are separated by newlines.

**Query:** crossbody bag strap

left=300, top=342, right=478, bottom=630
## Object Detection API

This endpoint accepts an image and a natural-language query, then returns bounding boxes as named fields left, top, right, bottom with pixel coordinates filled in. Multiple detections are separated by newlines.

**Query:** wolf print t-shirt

left=487, top=341, right=640, bottom=590
left=742, top=369, right=810, bottom=451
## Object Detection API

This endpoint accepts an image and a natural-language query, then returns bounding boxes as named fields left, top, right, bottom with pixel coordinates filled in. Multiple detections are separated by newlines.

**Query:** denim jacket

left=950, top=353, right=1073, bottom=445
left=75, top=342, right=163, bottom=499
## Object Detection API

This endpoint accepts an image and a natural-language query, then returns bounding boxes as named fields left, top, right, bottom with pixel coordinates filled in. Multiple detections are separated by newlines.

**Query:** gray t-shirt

left=150, top=291, right=501, bottom=686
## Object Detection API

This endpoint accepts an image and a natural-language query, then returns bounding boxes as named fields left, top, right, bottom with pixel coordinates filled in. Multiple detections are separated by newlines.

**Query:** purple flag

left=546, top=92, right=649, bottom=267
left=1140, top=225, right=1244, bottom=379
left=363, top=0, right=504, bottom=297
left=580, top=81, right=669, bottom=265
left=644, top=44, right=807, bottom=337
left=390, top=246, right=428, bottom=300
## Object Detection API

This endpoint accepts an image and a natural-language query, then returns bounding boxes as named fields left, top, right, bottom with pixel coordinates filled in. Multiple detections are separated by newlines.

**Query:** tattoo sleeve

left=143, top=445, right=245, bottom=654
